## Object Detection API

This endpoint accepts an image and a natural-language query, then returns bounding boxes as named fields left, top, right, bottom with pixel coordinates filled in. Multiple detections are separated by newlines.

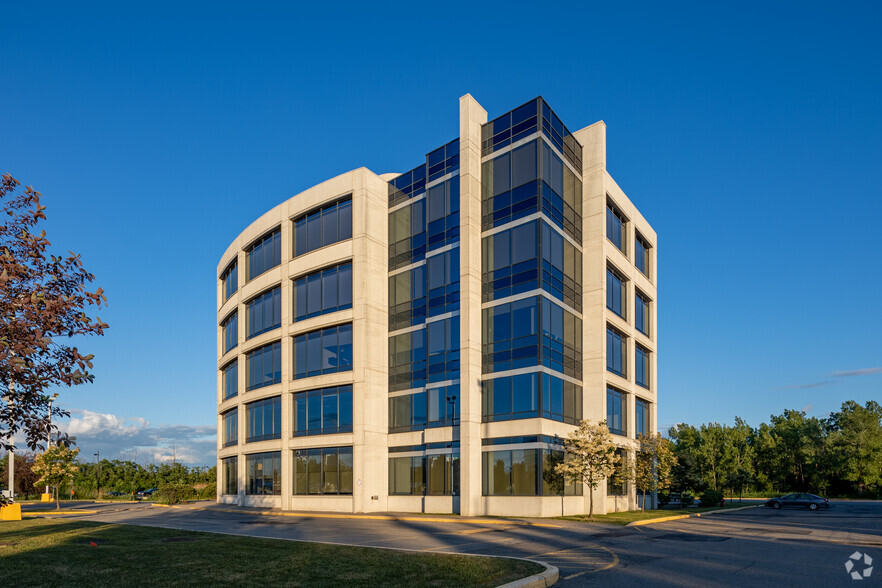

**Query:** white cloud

left=56, top=409, right=217, bottom=466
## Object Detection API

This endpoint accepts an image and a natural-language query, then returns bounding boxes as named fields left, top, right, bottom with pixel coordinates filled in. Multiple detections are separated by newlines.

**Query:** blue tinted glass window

left=636, top=345, right=650, bottom=388
left=606, top=327, right=626, bottom=377
left=635, top=291, right=650, bottom=336
left=293, top=262, right=353, bottom=322
left=293, top=324, right=353, bottom=380
left=635, top=234, right=650, bottom=276
left=511, top=140, right=538, bottom=189
left=247, top=228, right=281, bottom=281
left=606, top=268, right=625, bottom=318
left=245, top=396, right=281, bottom=442
left=607, top=387, right=625, bottom=436
left=222, top=408, right=237, bottom=447
left=246, top=341, right=281, bottom=391
left=635, top=398, right=649, bottom=437
left=607, top=203, right=626, bottom=252
left=482, top=372, right=578, bottom=424
left=222, top=313, right=238, bottom=353
left=511, top=222, right=537, bottom=265
left=223, top=361, right=238, bottom=400
left=292, top=198, right=353, bottom=257
left=222, top=262, right=238, bottom=302
left=246, top=286, right=281, bottom=339
left=292, top=385, right=353, bottom=437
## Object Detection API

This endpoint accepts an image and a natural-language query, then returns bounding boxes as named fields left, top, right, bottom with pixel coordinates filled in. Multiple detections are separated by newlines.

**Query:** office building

left=217, top=95, right=657, bottom=516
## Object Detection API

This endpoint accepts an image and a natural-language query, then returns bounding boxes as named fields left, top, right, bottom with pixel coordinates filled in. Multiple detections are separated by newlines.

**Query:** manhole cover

left=162, top=537, right=197, bottom=542
left=656, top=533, right=730, bottom=542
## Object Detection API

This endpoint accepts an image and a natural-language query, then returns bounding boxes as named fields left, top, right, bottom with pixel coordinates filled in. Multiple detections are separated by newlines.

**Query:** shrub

left=153, top=482, right=196, bottom=505
left=681, top=493, right=695, bottom=506
left=195, top=482, right=216, bottom=500
left=658, top=492, right=671, bottom=507
left=700, top=489, right=723, bottom=506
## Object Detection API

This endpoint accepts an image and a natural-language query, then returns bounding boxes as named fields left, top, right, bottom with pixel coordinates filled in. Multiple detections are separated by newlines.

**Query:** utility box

left=41, top=493, right=52, bottom=502
left=0, top=503, right=22, bottom=521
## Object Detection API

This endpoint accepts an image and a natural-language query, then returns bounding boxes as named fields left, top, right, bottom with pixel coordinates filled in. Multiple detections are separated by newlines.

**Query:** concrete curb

left=496, top=560, right=559, bottom=588
left=626, top=504, right=758, bottom=526
left=22, top=510, right=100, bottom=516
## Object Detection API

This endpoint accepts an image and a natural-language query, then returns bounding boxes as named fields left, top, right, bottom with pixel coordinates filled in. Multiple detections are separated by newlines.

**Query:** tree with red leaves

left=0, top=173, right=107, bottom=456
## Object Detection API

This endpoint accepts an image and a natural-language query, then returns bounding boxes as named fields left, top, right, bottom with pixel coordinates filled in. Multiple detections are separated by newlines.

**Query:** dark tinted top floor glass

left=481, top=97, right=582, bottom=169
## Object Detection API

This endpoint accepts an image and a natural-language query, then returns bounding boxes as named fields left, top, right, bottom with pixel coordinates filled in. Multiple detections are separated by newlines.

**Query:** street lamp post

left=94, top=451, right=100, bottom=499
left=45, top=393, right=58, bottom=494
left=5, top=383, right=13, bottom=501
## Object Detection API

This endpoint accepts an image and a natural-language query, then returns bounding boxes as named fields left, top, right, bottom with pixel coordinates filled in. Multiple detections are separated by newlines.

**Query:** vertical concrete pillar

left=458, top=94, right=487, bottom=516
left=351, top=170, right=390, bottom=513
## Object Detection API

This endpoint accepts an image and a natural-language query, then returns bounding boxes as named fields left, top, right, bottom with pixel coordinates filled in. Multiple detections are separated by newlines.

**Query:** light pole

left=94, top=451, right=100, bottom=500
left=5, top=383, right=13, bottom=501
left=46, top=393, right=58, bottom=494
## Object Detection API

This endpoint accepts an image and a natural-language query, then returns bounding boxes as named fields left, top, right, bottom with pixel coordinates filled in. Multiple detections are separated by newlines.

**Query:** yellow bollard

left=41, top=493, right=52, bottom=502
left=0, top=503, right=22, bottom=521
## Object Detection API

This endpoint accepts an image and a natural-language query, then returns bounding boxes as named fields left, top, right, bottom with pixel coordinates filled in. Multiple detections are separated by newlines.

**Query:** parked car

left=106, top=491, right=125, bottom=497
left=136, top=488, right=158, bottom=499
left=765, top=493, right=828, bottom=510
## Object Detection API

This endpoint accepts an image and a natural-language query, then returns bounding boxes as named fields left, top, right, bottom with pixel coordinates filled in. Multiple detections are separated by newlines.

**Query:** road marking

left=561, top=547, right=619, bottom=579
left=424, top=537, right=518, bottom=551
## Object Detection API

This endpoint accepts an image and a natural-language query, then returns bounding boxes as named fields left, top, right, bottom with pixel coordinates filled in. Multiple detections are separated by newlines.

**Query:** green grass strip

left=0, top=518, right=542, bottom=587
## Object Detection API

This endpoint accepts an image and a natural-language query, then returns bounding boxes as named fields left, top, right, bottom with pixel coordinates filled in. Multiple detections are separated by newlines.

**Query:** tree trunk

left=55, top=486, right=60, bottom=510
left=642, top=490, right=646, bottom=511
left=589, top=488, right=594, bottom=518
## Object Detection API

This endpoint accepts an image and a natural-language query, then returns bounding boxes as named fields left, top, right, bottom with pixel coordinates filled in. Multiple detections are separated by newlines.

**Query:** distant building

left=216, top=95, right=657, bottom=516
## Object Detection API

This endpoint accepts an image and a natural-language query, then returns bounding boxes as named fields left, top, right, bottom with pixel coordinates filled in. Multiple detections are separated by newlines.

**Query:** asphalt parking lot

left=21, top=500, right=882, bottom=587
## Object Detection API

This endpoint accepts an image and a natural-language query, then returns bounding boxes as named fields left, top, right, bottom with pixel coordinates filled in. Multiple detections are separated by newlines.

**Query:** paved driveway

left=27, top=500, right=882, bottom=587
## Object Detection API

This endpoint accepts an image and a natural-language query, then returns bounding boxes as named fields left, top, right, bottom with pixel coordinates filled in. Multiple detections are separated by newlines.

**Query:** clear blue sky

left=2, top=1, right=880, bottom=465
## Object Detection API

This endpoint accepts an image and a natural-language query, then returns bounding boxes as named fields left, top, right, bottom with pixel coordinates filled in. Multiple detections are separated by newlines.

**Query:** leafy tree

left=542, top=447, right=566, bottom=516
left=0, top=452, right=41, bottom=499
left=635, top=433, right=676, bottom=510
left=32, top=444, right=80, bottom=509
left=0, top=173, right=107, bottom=455
left=722, top=417, right=755, bottom=497
left=555, top=420, right=620, bottom=517
left=696, top=423, right=732, bottom=491
left=668, top=424, right=704, bottom=494
left=827, top=401, right=882, bottom=494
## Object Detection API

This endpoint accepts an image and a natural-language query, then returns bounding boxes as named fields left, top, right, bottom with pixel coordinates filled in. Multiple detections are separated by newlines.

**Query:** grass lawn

left=0, top=518, right=541, bottom=587
left=558, top=503, right=754, bottom=526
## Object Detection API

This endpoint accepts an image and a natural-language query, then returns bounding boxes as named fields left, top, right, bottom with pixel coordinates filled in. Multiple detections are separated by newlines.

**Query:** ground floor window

left=246, top=451, right=281, bottom=495
left=389, top=449, right=459, bottom=496
left=293, top=446, right=353, bottom=495
left=221, top=456, right=237, bottom=495
left=482, top=446, right=582, bottom=496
